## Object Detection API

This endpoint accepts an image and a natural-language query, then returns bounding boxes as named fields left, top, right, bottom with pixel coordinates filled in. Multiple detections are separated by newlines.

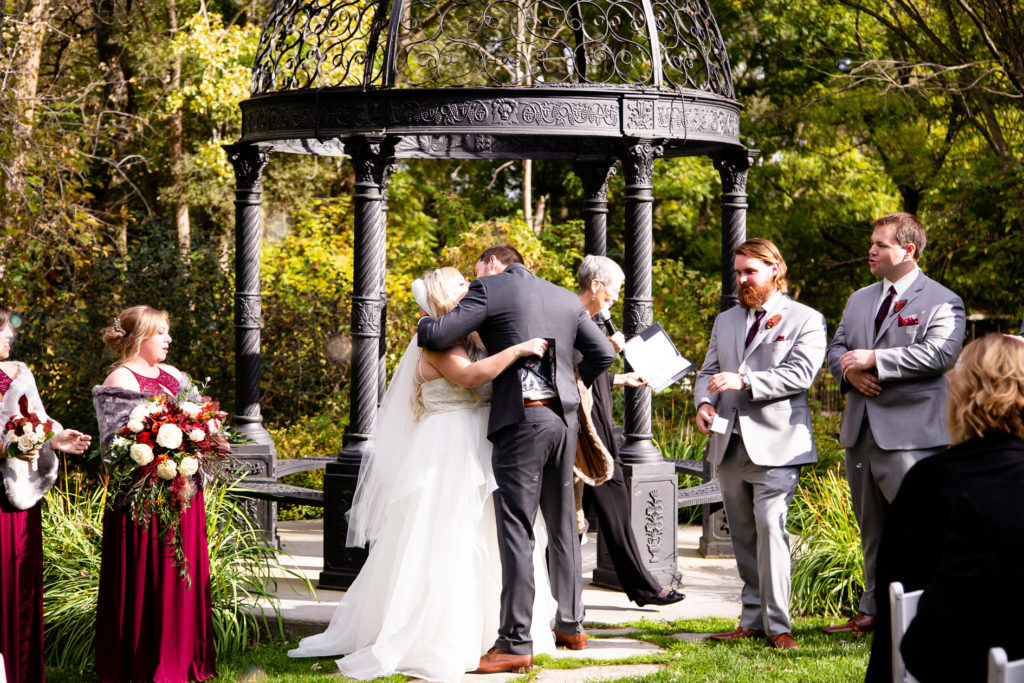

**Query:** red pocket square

left=897, top=315, right=920, bottom=327
left=774, top=335, right=786, bottom=342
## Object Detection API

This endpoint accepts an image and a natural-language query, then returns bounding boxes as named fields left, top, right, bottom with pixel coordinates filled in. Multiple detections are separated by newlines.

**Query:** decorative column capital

left=345, top=136, right=397, bottom=188
left=573, top=159, right=618, bottom=200
left=224, top=143, right=270, bottom=192
left=713, top=148, right=760, bottom=194
left=622, top=141, right=664, bottom=187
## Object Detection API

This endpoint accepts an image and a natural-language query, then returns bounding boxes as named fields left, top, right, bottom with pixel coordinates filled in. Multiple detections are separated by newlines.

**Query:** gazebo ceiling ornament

left=241, top=0, right=743, bottom=159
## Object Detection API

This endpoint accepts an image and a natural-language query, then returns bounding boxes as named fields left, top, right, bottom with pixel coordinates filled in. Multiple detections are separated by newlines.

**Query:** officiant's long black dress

left=582, top=372, right=665, bottom=603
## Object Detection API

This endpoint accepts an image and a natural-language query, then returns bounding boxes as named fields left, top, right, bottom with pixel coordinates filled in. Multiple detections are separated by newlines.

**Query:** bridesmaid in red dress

left=92, top=305, right=216, bottom=682
left=0, top=303, right=91, bottom=683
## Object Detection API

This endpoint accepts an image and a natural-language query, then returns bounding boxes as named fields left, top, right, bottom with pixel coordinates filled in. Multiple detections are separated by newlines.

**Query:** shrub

left=789, top=465, right=864, bottom=617
left=41, top=471, right=291, bottom=671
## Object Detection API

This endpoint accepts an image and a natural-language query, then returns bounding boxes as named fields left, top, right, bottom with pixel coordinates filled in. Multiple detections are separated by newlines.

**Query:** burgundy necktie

left=874, top=285, right=896, bottom=335
left=745, top=309, right=766, bottom=348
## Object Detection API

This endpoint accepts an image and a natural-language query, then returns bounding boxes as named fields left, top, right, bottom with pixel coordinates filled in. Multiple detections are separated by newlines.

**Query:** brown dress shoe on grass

left=553, top=628, right=588, bottom=650
left=822, top=612, right=876, bottom=634
left=708, top=626, right=766, bottom=641
left=473, top=647, right=533, bottom=674
left=767, top=633, right=800, bottom=649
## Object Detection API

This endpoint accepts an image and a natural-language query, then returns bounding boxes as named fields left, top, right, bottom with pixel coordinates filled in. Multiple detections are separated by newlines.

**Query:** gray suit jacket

left=417, top=263, right=615, bottom=437
left=694, top=295, right=827, bottom=467
left=827, top=271, right=965, bottom=450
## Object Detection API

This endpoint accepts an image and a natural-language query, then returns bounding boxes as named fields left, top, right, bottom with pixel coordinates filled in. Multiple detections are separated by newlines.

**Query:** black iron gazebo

left=226, top=0, right=755, bottom=590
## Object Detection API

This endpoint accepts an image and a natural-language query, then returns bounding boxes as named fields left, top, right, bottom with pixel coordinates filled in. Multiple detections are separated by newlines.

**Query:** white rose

left=34, top=423, right=46, bottom=437
left=17, top=434, right=35, bottom=451
left=127, top=418, right=145, bottom=433
left=129, top=405, right=148, bottom=423
left=179, top=401, right=202, bottom=419
left=156, top=423, right=183, bottom=450
left=156, top=459, right=177, bottom=480
left=188, top=428, right=205, bottom=442
left=178, top=456, right=199, bottom=477
left=6, top=429, right=16, bottom=441
left=129, top=443, right=154, bottom=466
left=146, top=400, right=164, bottom=415
left=206, top=418, right=222, bottom=434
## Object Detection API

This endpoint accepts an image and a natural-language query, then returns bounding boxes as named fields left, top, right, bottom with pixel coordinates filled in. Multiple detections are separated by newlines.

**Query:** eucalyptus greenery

left=40, top=468, right=297, bottom=671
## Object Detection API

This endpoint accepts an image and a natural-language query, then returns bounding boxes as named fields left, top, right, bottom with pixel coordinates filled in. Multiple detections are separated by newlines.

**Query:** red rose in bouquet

left=4, top=395, right=54, bottom=471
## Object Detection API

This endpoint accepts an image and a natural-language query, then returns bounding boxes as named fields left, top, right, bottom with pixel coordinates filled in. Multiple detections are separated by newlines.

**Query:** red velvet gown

left=0, top=366, right=46, bottom=683
left=94, top=369, right=216, bottom=682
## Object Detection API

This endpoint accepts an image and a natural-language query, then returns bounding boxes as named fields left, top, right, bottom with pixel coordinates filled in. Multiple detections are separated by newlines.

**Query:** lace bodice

left=419, top=378, right=492, bottom=415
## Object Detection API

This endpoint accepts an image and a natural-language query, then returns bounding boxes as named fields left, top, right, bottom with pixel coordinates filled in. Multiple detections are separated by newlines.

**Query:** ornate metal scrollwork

left=351, top=297, right=385, bottom=336
left=235, top=293, right=263, bottom=329
left=645, top=488, right=665, bottom=561
left=251, top=0, right=735, bottom=96
left=652, top=0, right=734, bottom=97
left=713, top=148, right=756, bottom=195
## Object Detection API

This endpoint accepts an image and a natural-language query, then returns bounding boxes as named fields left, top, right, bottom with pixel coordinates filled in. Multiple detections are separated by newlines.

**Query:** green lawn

left=46, top=616, right=870, bottom=682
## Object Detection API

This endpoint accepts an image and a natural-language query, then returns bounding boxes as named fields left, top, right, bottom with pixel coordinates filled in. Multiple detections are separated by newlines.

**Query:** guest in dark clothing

left=575, top=256, right=684, bottom=607
left=866, top=333, right=1024, bottom=682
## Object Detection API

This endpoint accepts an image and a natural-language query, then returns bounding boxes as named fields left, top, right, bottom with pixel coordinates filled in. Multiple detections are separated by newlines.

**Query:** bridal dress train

left=289, top=338, right=556, bottom=682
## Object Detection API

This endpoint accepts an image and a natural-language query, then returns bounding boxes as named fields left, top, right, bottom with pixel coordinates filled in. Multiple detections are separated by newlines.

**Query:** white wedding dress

left=289, top=338, right=556, bottom=682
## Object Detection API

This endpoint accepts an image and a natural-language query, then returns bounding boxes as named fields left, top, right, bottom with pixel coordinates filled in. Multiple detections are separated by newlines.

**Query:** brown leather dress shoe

left=553, top=628, right=588, bottom=650
left=708, top=626, right=766, bottom=641
left=767, top=633, right=800, bottom=649
left=473, top=647, right=533, bottom=674
left=822, top=612, right=876, bottom=634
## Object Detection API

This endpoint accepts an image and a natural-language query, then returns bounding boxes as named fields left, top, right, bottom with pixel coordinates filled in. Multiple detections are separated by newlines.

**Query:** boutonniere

left=774, top=335, right=786, bottom=342
left=897, top=315, right=920, bottom=327
left=765, top=314, right=782, bottom=329
left=893, top=299, right=908, bottom=313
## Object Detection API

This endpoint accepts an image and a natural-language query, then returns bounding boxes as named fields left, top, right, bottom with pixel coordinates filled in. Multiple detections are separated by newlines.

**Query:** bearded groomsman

left=823, top=212, right=965, bottom=637
left=695, top=238, right=827, bottom=650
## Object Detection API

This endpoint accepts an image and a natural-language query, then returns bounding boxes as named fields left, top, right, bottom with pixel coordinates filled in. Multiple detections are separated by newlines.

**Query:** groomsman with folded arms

left=823, top=212, right=965, bottom=636
left=694, top=238, right=827, bottom=650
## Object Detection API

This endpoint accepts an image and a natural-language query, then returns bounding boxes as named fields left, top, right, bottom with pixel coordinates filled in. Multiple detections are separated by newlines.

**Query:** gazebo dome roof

left=240, top=0, right=743, bottom=159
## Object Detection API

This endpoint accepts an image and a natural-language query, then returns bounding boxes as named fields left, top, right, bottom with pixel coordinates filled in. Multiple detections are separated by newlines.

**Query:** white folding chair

left=988, top=647, right=1024, bottom=683
left=890, top=581, right=923, bottom=683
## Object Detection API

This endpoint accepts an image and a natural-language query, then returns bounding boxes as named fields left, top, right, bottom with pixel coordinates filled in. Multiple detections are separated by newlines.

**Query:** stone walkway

left=262, top=521, right=743, bottom=681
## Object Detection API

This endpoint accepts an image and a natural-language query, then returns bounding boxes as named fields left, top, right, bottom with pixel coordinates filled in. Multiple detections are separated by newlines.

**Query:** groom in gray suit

left=823, top=212, right=965, bottom=635
left=695, top=238, right=827, bottom=650
left=418, top=245, right=615, bottom=673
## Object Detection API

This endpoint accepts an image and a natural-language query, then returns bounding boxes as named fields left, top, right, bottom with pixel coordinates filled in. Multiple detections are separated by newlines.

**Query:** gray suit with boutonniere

left=827, top=269, right=965, bottom=618
left=695, top=292, right=827, bottom=637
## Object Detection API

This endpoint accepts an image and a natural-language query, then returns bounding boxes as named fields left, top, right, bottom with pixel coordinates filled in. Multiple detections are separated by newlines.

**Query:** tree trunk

left=2, top=0, right=53, bottom=218
left=168, top=0, right=191, bottom=257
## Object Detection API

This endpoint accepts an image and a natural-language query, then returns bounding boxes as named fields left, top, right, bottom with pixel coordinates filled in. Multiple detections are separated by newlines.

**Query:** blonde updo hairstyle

left=102, top=305, right=169, bottom=364
left=945, top=334, right=1024, bottom=442
left=412, top=267, right=484, bottom=420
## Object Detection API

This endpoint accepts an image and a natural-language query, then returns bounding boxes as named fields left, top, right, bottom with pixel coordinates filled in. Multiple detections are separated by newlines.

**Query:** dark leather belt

left=524, top=398, right=554, bottom=407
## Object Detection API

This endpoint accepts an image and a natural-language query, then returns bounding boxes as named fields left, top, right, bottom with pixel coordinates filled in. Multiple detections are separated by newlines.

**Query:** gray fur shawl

left=92, top=379, right=198, bottom=457
left=1, top=362, right=63, bottom=510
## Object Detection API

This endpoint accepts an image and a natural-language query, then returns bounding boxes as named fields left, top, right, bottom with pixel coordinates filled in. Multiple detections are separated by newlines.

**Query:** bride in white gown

left=289, top=267, right=557, bottom=682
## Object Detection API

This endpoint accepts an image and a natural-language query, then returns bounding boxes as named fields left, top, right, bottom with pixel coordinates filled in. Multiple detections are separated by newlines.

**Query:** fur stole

left=0, top=362, right=62, bottom=510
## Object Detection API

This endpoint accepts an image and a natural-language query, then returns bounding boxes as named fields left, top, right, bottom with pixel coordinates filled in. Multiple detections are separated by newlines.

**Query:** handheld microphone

left=593, top=308, right=616, bottom=336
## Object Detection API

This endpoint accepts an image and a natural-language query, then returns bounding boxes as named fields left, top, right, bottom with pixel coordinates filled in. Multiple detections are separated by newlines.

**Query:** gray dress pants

left=490, top=404, right=582, bottom=655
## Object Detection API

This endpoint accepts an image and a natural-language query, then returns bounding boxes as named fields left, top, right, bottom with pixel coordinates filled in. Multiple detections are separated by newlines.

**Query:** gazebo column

left=700, top=148, right=758, bottom=558
left=574, top=160, right=617, bottom=257
left=224, top=143, right=279, bottom=546
left=320, top=136, right=396, bottom=590
left=615, top=140, right=681, bottom=589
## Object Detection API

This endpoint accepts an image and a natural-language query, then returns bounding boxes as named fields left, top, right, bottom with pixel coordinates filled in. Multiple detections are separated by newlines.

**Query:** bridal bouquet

left=105, top=383, right=233, bottom=577
left=4, top=395, right=54, bottom=471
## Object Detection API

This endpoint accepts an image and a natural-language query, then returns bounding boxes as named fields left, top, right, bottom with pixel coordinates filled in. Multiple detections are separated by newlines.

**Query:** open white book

left=622, top=322, right=695, bottom=393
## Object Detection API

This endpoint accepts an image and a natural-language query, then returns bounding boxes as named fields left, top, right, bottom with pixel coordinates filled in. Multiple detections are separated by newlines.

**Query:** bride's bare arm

left=423, top=338, right=548, bottom=388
